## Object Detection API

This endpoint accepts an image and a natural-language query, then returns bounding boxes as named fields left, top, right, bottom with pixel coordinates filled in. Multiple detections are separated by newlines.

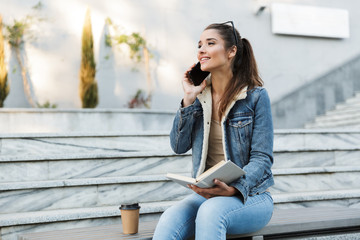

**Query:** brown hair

left=204, top=23, right=263, bottom=119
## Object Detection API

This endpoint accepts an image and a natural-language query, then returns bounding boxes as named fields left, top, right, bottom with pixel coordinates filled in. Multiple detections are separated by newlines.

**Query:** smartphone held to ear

left=188, top=62, right=210, bottom=86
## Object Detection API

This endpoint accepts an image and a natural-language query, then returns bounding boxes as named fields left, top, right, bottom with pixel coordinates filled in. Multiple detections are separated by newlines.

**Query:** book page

left=196, top=160, right=226, bottom=181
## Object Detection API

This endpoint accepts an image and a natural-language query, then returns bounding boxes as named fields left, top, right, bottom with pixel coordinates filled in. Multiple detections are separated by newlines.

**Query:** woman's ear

left=228, top=46, right=237, bottom=59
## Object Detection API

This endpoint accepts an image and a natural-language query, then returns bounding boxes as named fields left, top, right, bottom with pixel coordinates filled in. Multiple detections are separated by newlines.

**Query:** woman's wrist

left=183, top=94, right=196, bottom=107
left=229, top=186, right=239, bottom=196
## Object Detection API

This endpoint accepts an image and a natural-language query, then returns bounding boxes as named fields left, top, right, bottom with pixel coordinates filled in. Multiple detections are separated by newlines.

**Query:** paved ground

left=285, top=232, right=360, bottom=239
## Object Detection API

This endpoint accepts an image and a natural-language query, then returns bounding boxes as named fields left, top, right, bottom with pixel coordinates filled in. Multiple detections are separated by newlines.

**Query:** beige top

left=206, top=119, right=225, bottom=170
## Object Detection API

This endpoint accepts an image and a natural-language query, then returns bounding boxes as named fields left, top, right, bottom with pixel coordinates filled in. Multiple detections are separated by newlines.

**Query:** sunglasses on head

left=219, top=21, right=238, bottom=45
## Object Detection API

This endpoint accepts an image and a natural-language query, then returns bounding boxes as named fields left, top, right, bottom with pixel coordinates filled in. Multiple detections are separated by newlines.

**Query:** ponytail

left=237, top=38, right=263, bottom=89
left=204, top=23, right=263, bottom=120
left=218, top=38, right=262, bottom=119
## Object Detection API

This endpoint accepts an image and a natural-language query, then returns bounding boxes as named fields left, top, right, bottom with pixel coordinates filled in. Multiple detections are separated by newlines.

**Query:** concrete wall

left=272, top=54, right=360, bottom=128
left=1, top=0, right=360, bottom=111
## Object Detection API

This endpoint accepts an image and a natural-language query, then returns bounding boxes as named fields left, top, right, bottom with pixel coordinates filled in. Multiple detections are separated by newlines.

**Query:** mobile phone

left=188, top=62, right=210, bottom=86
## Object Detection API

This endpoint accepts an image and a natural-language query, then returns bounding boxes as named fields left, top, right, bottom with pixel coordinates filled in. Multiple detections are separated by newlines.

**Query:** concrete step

left=1, top=166, right=359, bottom=213
left=0, top=153, right=192, bottom=183
left=0, top=109, right=176, bottom=134
left=273, top=149, right=360, bottom=169
left=273, top=188, right=360, bottom=209
left=317, top=107, right=360, bottom=118
left=271, top=166, right=360, bottom=194
left=1, top=147, right=359, bottom=183
left=273, top=129, right=360, bottom=152
left=0, top=132, right=172, bottom=160
left=305, top=92, right=360, bottom=129
left=1, top=129, right=359, bottom=160
left=0, top=201, right=173, bottom=240
left=305, top=118, right=360, bottom=128
left=311, top=110, right=360, bottom=123
left=1, top=129, right=359, bottom=182
left=1, top=189, right=359, bottom=240
left=334, top=92, right=360, bottom=110
left=0, top=175, right=191, bottom=214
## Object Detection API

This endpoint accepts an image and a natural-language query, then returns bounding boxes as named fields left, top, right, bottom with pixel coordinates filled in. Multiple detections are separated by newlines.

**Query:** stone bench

left=19, top=207, right=360, bottom=240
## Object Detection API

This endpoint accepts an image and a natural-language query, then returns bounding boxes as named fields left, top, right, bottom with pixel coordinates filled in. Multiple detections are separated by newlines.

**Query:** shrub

left=79, top=8, right=98, bottom=108
left=0, top=15, right=9, bottom=107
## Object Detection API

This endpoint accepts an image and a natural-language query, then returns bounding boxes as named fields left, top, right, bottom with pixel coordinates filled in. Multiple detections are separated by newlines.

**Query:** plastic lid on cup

left=119, top=203, right=141, bottom=210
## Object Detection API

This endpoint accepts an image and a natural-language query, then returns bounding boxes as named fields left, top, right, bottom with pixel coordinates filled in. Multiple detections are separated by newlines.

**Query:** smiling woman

left=153, top=21, right=274, bottom=240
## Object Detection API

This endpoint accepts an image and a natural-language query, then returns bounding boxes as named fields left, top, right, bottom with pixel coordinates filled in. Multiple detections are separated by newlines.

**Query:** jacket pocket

left=228, top=115, right=253, bottom=144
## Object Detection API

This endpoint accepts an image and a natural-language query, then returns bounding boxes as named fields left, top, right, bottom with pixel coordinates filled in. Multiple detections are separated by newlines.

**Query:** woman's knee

left=154, top=194, right=205, bottom=240
left=195, top=197, right=227, bottom=225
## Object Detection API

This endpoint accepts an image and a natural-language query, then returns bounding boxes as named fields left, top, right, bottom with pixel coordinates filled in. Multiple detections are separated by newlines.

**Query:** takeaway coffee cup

left=119, top=203, right=141, bottom=234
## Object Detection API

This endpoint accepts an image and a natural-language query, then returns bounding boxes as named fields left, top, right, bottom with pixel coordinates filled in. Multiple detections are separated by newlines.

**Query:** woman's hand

left=182, top=64, right=207, bottom=107
left=188, top=179, right=238, bottom=199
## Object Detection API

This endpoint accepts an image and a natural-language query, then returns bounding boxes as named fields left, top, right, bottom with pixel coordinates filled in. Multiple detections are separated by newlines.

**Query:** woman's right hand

left=182, top=64, right=207, bottom=107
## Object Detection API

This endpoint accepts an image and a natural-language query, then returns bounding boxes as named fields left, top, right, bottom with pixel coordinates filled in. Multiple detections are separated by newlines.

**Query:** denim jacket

left=170, top=85, right=274, bottom=203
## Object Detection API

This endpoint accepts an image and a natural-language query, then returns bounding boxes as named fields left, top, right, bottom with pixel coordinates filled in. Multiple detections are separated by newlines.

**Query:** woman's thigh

left=153, top=193, right=206, bottom=240
left=195, top=192, right=273, bottom=239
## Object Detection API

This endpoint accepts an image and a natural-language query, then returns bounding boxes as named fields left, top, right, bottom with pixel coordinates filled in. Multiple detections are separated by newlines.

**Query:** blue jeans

left=153, top=192, right=273, bottom=240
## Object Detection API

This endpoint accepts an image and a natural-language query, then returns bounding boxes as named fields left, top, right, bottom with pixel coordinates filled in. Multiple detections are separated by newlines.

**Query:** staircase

left=1, top=128, right=360, bottom=240
left=306, top=92, right=360, bottom=129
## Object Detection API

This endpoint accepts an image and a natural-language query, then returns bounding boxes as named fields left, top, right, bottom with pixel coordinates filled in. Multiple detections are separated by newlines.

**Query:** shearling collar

left=195, top=79, right=248, bottom=177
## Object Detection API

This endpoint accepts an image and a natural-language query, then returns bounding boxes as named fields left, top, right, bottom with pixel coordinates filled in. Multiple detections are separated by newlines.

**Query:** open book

left=166, top=160, right=246, bottom=188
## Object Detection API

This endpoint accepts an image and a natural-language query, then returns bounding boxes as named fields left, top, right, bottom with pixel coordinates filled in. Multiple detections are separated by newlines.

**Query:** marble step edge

left=2, top=165, right=360, bottom=191
left=0, top=131, right=170, bottom=139
left=272, top=165, right=360, bottom=175
left=314, top=111, right=360, bottom=122
left=273, top=188, right=360, bottom=204
left=334, top=104, right=360, bottom=113
left=1, top=129, right=360, bottom=138
left=0, top=108, right=177, bottom=114
left=305, top=120, right=360, bottom=128
left=2, top=147, right=360, bottom=163
left=0, top=151, right=189, bottom=162
left=273, top=128, right=360, bottom=134
left=0, top=174, right=169, bottom=191
left=2, top=188, right=360, bottom=228
left=312, top=114, right=360, bottom=123
left=0, top=201, right=176, bottom=227
left=319, top=107, right=360, bottom=117
left=1, top=129, right=360, bottom=139
left=336, top=98, right=360, bottom=107
left=336, top=95, right=360, bottom=107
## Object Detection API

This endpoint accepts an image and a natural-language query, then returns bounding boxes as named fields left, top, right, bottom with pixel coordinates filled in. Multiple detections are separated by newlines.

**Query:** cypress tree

left=0, top=15, right=9, bottom=107
left=79, top=8, right=98, bottom=108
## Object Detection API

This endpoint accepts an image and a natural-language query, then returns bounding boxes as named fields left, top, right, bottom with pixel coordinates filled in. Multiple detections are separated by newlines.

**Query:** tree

left=79, top=8, right=98, bottom=108
left=0, top=15, right=9, bottom=107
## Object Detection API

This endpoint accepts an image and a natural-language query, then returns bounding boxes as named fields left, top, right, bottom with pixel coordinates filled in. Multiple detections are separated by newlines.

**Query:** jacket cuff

left=179, top=99, right=196, bottom=117
left=230, top=179, right=250, bottom=203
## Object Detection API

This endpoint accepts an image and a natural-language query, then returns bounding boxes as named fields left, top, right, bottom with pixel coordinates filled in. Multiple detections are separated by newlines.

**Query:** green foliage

left=2, top=1, right=44, bottom=108
left=36, top=100, right=57, bottom=108
left=0, top=16, right=9, bottom=107
left=5, top=18, right=30, bottom=48
left=32, top=1, right=43, bottom=10
left=105, top=18, right=149, bottom=62
left=127, top=89, right=150, bottom=109
left=105, top=18, right=154, bottom=109
left=79, top=8, right=98, bottom=108
left=4, top=1, right=44, bottom=48
left=105, top=34, right=112, bottom=47
left=115, top=33, right=146, bottom=62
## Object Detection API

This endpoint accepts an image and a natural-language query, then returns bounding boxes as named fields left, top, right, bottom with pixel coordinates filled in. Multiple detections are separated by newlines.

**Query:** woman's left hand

left=188, top=179, right=238, bottom=199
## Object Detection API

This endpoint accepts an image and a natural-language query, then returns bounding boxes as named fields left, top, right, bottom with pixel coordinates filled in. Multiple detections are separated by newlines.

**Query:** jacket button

left=204, top=101, right=206, bottom=103
left=207, top=122, right=210, bottom=125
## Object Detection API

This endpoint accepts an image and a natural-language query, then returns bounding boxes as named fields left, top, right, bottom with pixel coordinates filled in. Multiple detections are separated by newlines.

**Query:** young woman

left=153, top=21, right=274, bottom=240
